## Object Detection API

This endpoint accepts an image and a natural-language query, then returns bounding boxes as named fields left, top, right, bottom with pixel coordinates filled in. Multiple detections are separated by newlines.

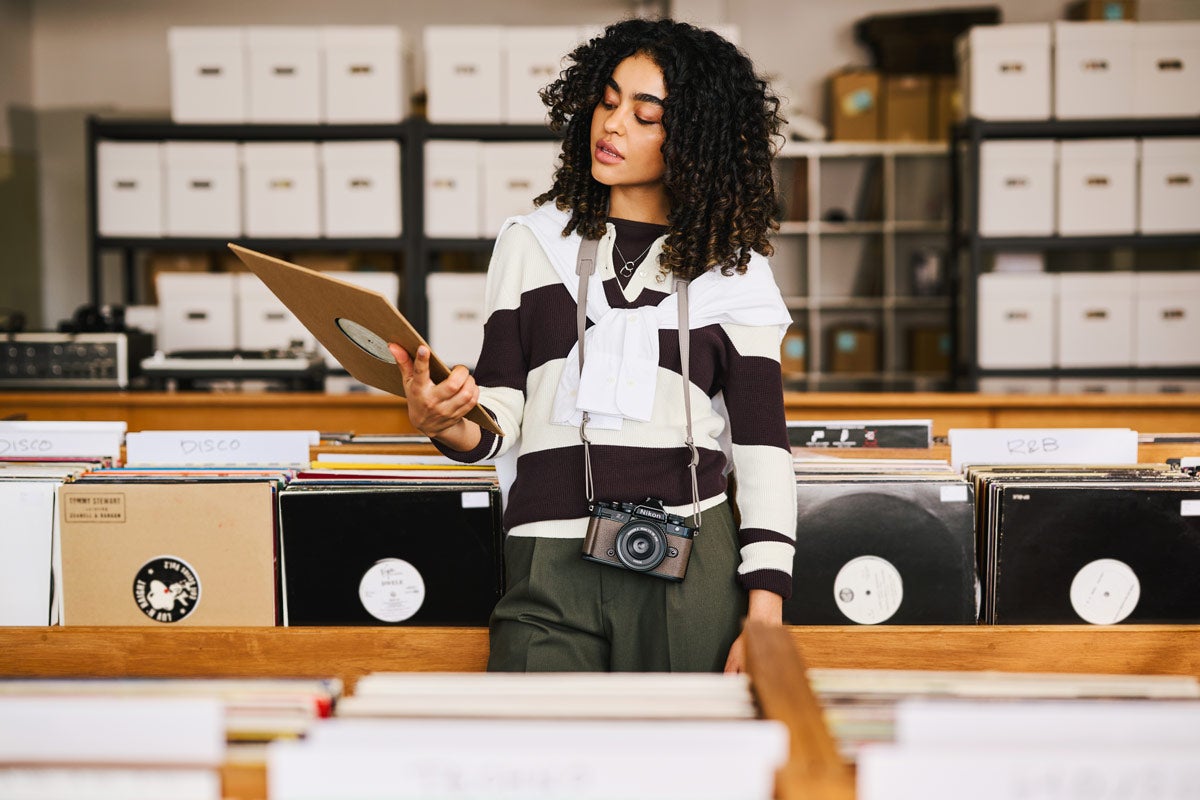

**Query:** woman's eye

left=636, top=117, right=658, bottom=126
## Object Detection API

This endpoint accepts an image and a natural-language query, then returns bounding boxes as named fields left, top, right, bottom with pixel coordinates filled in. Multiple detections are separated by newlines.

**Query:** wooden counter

left=2, top=390, right=1198, bottom=437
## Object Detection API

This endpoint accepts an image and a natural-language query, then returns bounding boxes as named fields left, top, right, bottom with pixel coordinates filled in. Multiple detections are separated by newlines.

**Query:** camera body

left=582, top=498, right=695, bottom=582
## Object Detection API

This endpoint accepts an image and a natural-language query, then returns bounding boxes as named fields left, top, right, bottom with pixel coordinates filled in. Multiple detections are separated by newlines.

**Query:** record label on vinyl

left=833, top=555, right=904, bottom=625
left=1070, top=558, right=1140, bottom=625
left=132, top=556, right=200, bottom=623
left=359, top=558, right=426, bottom=622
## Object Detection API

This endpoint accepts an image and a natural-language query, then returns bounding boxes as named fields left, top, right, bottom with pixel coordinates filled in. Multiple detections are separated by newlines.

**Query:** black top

left=609, top=217, right=668, bottom=290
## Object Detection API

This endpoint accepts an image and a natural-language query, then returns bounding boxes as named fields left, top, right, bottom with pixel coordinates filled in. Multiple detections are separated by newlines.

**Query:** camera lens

left=615, top=522, right=667, bottom=572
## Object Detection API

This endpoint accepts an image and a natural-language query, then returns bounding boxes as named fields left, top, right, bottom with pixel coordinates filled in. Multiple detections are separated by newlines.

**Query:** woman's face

left=590, top=53, right=667, bottom=194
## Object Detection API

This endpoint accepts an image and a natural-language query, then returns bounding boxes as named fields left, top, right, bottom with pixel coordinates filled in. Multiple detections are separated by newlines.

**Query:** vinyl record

left=279, top=485, right=503, bottom=626
left=785, top=480, right=977, bottom=625
left=992, top=484, right=1200, bottom=624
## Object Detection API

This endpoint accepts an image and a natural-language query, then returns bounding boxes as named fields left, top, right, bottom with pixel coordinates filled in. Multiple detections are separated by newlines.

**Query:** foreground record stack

left=268, top=672, right=787, bottom=800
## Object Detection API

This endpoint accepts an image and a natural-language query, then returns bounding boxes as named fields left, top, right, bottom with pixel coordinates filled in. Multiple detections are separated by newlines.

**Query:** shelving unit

left=949, top=117, right=1200, bottom=390
left=86, top=117, right=558, bottom=336
left=773, top=140, right=954, bottom=392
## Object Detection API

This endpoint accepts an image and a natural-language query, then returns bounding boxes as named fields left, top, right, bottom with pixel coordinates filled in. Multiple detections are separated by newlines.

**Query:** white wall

left=16, top=0, right=1200, bottom=327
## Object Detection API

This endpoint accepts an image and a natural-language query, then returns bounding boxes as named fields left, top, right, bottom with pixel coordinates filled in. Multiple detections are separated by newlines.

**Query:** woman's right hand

left=389, top=342, right=482, bottom=451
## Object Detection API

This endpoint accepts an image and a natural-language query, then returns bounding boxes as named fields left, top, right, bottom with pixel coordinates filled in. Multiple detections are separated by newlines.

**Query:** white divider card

left=893, top=698, right=1200, bottom=748
left=125, top=430, right=319, bottom=466
left=0, top=696, right=224, bottom=766
left=0, top=421, right=126, bottom=460
left=0, top=769, right=220, bottom=800
left=857, top=747, right=1200, bottom=800
left=948, top=428, right=1138, bottom=470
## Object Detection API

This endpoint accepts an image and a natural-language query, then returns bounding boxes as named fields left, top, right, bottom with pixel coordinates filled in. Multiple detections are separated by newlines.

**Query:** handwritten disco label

left=0, top=437, right=54, bottom=456
left=833, top=555, right=904, bottom=625
left=179, top=437, right=241, bottom=455
left=359, top=558, right=426, bottom=623
left=133, top=556, right=201, bottom=623
left=1070, top=558, right=1140, bottom=625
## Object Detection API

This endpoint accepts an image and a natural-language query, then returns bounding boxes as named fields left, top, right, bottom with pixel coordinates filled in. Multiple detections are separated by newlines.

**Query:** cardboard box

left=143, top=252, right=211, bottom=305
left=1133, top=22, right=1200, bottom=118
left=241, top=142, right=321, bottom=238
left=1067, top=0, right=1138, bottom=20
left=1053, top=21, right=1135, bottom=120
left=1139, top=137, right=1200, bottom=234
left=908, top=327, right=951, bottom=373
left=59, top=481, right=278, bottom=626
left=97, top=142, right=163, bottom=237
left=503, top=27, right=579, bottom=124
left=1057, top=138, right=1137, bottom=236
left=826, top=326, right=879, bottom=373
left=424, top=26, right=504, bottom=123
left=424, top=140, right=483, bottom=238
left=155, top=272, right=237, bottom=353
left=955, top=23, right=1052, bottom=121
left=481, top=141, right=558, bottom=236
left=931, top=76, right=958, bottom=141
left=977, top=272, right=1057, bottom=369
left=426, top=272, right=487, bottom=370
left=1135, top=272, right=1200, bottom=367
left=246, top=26, right=322, bottom=123
left=1057, top=272, right=1135, bottom=367
left=882, top=75, right=933, bottom=141
left=978, top=140, right=1055, bottom=237
left=320, top=141, right=402, bottom=238
left=321, top=26, right=408, bottom=123
left=168, top=27, right=247, bottom=123
left=780, top=328, right=807, bottom=375
left=828, top=70, right=880, bottom=141
left=163, top=142, right=241, bottom=238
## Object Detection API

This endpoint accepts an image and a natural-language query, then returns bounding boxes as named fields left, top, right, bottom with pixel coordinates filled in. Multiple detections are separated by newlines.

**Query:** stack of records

left=809, top=667, right=1200, bottom=763
left=267, top=672, right=786, bottom=800
left=786, top=458, right=977, bottom=625
left=280, top=455, right=502, bottom=626
left=59, top=466, right=291, bottom=626
left=1, top=460, right=104, bottom=626
left=968, top=464, right=1200, bottom=624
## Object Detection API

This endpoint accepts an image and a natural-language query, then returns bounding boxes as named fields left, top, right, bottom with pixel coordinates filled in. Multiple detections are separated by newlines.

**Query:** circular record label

left=133, top=556, right=200, bottom=623
left=359, top=558, right=426, bottom=623
left=833, top=555, right=904, bottom=625
left=335, top=318, right=397, bottom=363
left=1070, top=558, right=1140, bottom=625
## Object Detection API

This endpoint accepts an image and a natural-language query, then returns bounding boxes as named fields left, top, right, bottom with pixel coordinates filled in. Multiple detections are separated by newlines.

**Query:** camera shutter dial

left=615, top=521, right=668, bottom=572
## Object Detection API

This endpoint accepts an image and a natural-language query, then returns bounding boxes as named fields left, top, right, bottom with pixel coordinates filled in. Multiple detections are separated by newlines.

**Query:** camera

left=581, top=498, right=695, bottom=582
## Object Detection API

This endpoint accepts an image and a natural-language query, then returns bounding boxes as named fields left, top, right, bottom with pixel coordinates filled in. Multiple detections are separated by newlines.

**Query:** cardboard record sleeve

left=228, top=244, right=503, bottom=436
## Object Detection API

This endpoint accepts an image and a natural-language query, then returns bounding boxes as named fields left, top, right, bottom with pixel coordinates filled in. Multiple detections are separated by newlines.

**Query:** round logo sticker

left=359, top=558, right=426, bottom=623
left=833, top=555, right=904, bottom=625
left=1070, top=558, right=1140, bottom=625
left=133, top=556, right=200, bottom=623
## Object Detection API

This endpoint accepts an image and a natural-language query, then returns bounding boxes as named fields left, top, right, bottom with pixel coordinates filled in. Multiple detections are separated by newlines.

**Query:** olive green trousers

left=487, top=502, right=746, bottom=672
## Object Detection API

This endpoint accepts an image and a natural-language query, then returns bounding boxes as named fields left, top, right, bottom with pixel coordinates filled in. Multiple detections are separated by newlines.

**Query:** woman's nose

left=603, top=107, right=625, bottom=134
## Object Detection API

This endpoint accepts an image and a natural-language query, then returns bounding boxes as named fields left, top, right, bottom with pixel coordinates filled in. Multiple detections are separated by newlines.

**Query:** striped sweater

left=436, top=219, right=798, bottom=598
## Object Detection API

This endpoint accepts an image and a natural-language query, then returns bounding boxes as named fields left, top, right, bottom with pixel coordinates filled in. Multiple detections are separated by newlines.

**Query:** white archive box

left=425, top=140, right=483, bottom=238
left=322, top=26, right=408, bottom=123
left=236, top=273, right=309, bottom=352
left=241, top=142, right=321, bottom=238
left=481, top=141, right=558, bottom=236
left=1135, top=272, right=1200, bottom=367
left=1133, top=22, right=1200, bottom=118
left=1139, top=138, right=1200, bottom=234
left=320, top=141, right=402, bottom=238
left=977, top=272, right=1057, bottom=369
left=427, top=272, right=488, bottom=370
left=1056, top=378, right=1135, bottom=394
left=424, top=26, right=504, bottom=123
left=168, top=27, right=247, bottom=123
left=155, top=273, right=237, bottom=353
left=503, top=27, right=578, bottom=124
left=1057, top=139, right=1137, bottom=236
left=978, top=140, right=1055, bottom=237
left=1053, top=22, right=1135, bottom=120
left=1056, top=272, right=1135, bottom=368
left=246, top=27, right=322, bottom=123
left=97, top=142, right=164, bottom=238
left=956, top=24, right=1052, bottom=121
left=317, top=271, right=400, bottom=368
left=163, top=142, right=241, bottom=237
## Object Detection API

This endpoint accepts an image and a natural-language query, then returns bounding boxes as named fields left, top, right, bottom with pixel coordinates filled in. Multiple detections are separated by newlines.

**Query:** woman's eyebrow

left=606, top=77, right=664, bottom=107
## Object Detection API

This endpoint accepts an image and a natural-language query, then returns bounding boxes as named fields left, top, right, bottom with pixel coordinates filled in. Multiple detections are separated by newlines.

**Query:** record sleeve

left=228, top=245, right=502, bottom=436
left=784, top=478, right=977, bottom=625
left=278, top=484, right=503, bottom=626
left=990, top=482, right=1200, bottom=625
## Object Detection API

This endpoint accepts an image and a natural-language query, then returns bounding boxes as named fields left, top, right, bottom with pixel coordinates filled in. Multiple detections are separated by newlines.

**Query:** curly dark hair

left=535, top=18, right=784, bottom=280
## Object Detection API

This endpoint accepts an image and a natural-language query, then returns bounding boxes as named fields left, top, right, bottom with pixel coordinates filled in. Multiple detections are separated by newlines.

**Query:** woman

left=390, top=18, right=797, bottom=673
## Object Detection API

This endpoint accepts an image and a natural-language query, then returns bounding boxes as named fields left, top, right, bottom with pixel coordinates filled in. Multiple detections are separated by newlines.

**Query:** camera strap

left=575, top=237, right=702, bottom=529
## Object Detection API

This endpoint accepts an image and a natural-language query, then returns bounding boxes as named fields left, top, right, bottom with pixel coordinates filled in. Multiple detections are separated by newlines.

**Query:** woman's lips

left=594, top=140, right=623, bottom=165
